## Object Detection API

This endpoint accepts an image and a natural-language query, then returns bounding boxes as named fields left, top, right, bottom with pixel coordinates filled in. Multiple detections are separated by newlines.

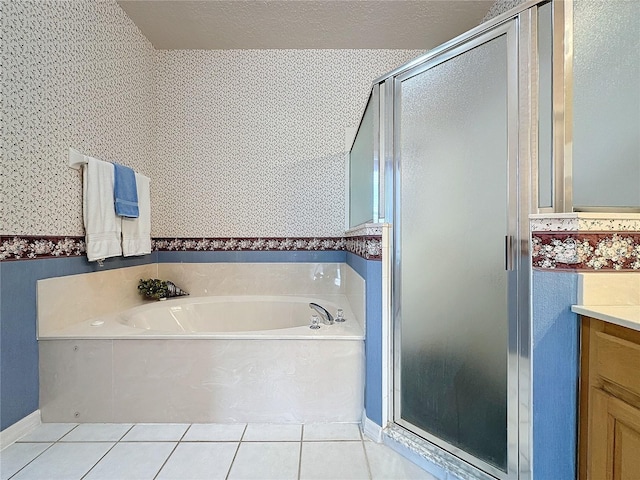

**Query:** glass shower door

left=394, top=21, right=518, bottom=479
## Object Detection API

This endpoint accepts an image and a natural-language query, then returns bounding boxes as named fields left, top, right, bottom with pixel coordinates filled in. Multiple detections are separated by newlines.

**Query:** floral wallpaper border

left=152, top=237, right=346, bottom=253
left=153, top=236, right=383, bottom=260
left=532, top=232, right=640, bottom=271
left=0, top=236, right=86, bottom=261
left=0, top=236, right=383, bottom=261
left=530, top=215, right=640, bottom=232
left=344, top=236, right=383, bottom=260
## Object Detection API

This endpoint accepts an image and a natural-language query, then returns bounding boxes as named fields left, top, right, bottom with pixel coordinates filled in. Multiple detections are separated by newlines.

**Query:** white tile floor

left=0, top=423, right=437, bottom=480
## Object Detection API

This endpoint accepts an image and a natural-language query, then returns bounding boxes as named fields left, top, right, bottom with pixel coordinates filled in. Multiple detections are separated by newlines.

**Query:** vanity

left=573, top=277, right=640, bottom=480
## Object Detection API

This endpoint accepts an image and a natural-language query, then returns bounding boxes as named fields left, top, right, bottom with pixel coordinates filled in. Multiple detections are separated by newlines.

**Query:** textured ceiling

left=117, top=0, right=494, bottom=50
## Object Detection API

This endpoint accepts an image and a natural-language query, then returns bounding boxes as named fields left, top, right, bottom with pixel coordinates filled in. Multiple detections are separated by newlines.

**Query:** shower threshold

left=383, top=424, right=497, bottom=480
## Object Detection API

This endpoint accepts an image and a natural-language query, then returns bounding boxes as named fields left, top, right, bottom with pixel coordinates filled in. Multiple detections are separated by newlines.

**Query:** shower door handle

left=505, top=235, right=514, bottom=271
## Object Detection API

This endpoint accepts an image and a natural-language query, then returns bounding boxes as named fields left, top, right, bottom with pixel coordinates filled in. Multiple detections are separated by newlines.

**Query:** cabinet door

left=589, top=388, right=640, bottom=480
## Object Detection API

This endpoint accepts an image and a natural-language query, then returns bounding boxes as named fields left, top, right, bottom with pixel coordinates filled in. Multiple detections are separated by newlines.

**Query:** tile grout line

left=7, top=442, right=56, bottom=480
left=359, top=424, right=374, bottom=479
left=152, top=423, right=193, bottom=480
left=79, top=441, right=121, bottom=479
left=118, top=424, right=135, bottom=442
left=10, top=425, right=81, bottom=480
left=58, top=424, right=81, bottom=442
left=76, top=422, right=136, bottom=480
left=224, top=423, right=248, bottom=480
left=297, top=424, right=304, bottom=480
left=7, top=423, right=375, bottom=480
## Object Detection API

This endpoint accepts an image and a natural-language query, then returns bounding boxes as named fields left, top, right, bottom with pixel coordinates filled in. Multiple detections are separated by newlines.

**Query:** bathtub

left=40, top=295, right=363, bottom=339
left=38, top=295, right=364, bottom=423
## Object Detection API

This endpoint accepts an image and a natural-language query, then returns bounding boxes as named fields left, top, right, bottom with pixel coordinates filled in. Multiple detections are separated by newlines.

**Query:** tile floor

left=0, top=423, right=437, bottom=480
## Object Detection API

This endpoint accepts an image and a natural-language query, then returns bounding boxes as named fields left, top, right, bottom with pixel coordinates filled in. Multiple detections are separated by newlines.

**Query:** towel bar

left=68, top=147, right=88, bottom=170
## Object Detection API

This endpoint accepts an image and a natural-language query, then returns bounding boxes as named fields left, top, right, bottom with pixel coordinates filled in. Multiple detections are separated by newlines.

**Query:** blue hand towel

left=113, top=163, right=139, bottom=218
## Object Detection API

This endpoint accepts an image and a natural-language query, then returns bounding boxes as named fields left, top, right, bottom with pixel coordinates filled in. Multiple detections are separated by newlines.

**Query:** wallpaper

left=152, top=49, right=421, bottom=237
left=482, top=0, right=528, bottom=22
left=1, top=0, right=155, bottom=236
left=1, top=1, right=420, bottom=238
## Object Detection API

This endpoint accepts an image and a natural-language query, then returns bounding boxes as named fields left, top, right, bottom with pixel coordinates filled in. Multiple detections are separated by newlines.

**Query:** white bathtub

left=39, top=295, right=365, bottom=423
left=119, top=295, right=361, bottom=337
left=40, top=295, right=362, bottom=340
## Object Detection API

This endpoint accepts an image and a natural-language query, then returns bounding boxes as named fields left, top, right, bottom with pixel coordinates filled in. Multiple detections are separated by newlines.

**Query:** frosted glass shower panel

left=349, top=90, right=377, bottom=227
left=573, top=0, right=640, bottom=208
left=397, top=34, right=509, bottom=472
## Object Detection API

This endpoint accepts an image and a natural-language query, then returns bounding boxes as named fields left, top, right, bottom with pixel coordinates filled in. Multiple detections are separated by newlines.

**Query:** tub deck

left=38, top=294, right=364, bottom=340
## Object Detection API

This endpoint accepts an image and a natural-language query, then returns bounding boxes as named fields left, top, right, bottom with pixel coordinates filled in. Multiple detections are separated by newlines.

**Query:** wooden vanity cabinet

left=579, top=316, right=640, bottom=480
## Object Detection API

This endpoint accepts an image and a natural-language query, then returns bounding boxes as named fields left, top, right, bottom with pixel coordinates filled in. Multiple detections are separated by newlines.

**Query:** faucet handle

left=310, top=314, right=321, bottom=329
left=335, top=309, right=345, bottom=323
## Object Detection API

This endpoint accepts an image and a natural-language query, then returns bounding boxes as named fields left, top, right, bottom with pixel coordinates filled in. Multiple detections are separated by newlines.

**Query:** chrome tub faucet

left=309, top=302, right=334, bottom=325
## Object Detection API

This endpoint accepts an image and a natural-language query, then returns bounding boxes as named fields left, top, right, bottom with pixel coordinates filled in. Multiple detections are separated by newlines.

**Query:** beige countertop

left=572, top=305, right=640, bottom=332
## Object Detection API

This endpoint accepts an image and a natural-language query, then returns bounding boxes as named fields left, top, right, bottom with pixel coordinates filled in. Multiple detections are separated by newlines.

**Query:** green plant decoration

left=138, top=279, right=189, bottom=300
left=138, top=278, right=169, bottom=299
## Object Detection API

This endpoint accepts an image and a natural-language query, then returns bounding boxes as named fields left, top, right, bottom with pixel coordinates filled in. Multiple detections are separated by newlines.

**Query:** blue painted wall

left=346, top=252, right=383, bottom=426
left=531, top=270, right=579, bottom=479
left=0, top=254, right=156, bottom=430
left=158, top=250, right=346, bottom=263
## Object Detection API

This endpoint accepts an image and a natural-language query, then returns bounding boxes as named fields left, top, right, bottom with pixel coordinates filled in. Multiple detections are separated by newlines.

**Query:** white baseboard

left=362, top=415, right=383, bottom=443
left=0, top=410, right=41, bottom=450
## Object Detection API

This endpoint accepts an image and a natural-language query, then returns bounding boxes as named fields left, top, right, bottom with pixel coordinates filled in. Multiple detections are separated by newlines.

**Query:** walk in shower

left=348, top=1, right=561, bottom=478
left=393, top=21, right=518, bottom=478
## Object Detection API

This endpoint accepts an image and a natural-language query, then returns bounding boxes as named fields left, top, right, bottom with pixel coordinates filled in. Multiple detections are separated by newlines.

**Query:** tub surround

left=156, top=262, right=348, bottom=298
left=162, top=260, right=365, bottom=329
left=37, top=263, right=366, bottom=424
left=39, top=337, right=364, bottom=424
left=2, top=245, right=378, bottom=431
left=37, top=264, right=157, bottom=337
left=37, top=262, right=365, bottom=336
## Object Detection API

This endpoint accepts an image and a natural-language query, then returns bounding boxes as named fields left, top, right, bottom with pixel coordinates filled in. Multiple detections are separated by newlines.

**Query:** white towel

left=83, top=156, right=123, bottom=262
left=121, top=173, right=151, bottom=257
